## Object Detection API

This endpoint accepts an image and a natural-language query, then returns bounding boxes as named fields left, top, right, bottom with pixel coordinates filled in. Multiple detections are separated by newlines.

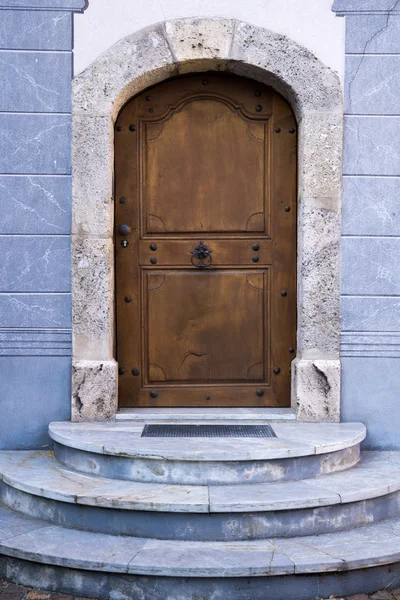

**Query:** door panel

left=115, top=73, right=297, bottom=407
left=144, top=101, right=267, bottom=234
left=144, top=269, right=267, bottom=383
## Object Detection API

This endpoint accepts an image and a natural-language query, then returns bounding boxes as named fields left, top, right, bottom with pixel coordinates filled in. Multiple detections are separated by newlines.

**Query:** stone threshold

left=115, top=407, right=296, bottom=422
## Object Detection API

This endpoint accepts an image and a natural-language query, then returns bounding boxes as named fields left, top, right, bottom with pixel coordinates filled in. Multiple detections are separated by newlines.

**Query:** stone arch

left=71, top=18, right=343, bottom=422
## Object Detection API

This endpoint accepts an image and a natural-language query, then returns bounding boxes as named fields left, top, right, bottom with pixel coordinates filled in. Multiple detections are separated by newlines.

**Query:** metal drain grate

left=141, top=424, right=276, bottom=438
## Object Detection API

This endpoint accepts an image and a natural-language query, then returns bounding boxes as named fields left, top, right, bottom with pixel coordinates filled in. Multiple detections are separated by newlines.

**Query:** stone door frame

left=71, top=18, right=343, bottom=422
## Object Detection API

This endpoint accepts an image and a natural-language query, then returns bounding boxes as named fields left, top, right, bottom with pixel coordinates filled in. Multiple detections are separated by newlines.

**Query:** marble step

left=49, top=421, right=365, bottom=484
left=2, top=501, right=400, bottom=580
left=1, top=451, right=400, bottom=540
left=116, top=407, right=296, bottom=421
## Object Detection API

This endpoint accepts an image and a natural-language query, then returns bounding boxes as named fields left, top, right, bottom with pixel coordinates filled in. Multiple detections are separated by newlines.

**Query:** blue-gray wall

left=0, top=0, right=86, bottom=449
left=333, top=0, right=400, bottom=449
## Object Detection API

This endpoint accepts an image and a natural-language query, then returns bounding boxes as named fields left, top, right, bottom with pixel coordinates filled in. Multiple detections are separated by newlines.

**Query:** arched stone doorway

left=71, top=18, right=343, bottom=422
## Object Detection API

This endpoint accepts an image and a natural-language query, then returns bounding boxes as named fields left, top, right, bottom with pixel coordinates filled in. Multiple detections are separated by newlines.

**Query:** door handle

left=191, top=242, right=213, bottom=268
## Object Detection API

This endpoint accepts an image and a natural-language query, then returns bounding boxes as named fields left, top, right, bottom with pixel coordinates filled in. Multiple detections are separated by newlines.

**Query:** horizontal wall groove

left=0, top=328, right=72, bottom=356
left=345, top=114, right=400, bottom=118
left=341, top=294, right=400, bottom=298
left=0, top=49, right=71, bottom=54
left=342, top=235, right=400, bottom=239
left=346, top=53, right=400, bottom=57
left=0, top=234, right=71, bottom=238
left=0, top=173, right=72, bottom=176
left=0, top=292, right=71, bottom=296
left=345, top=115, right=400, bottom=119
left=0, top=112, right=71, bottom=116
left=343, top=175, right=400, bottom=179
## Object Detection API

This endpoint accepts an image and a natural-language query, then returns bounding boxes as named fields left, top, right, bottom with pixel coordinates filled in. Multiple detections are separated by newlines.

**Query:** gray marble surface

left=345, top=14, right=400, bottom=53
left=128, top=539, right=294, bottom=577
left=49, top=421, right=366, bottom=460
left=1, top=450, right=399, bottom=513
left=342, top=296, right=400, bottom=333
left=0, top=294, right=70, bottom=329
left=0, top=10, right=72, bottom=50
left=0, top=175, right=71, bottom=234
left=0, top=51, right=71, bottom=113
left=344, top=116, right=400, bottom=176
left=342, top=176, right=400, bottom=237
left=116, top=407, right=296, bottom=421
left=0, top=237, right=70, bottom=292
left=342, top=237, right=400, bottom=296
left=2, top=498, right=400, bottom=577
left=0, top=114, right=71, bottom=175
left=345, top=56, right=400, bottom=115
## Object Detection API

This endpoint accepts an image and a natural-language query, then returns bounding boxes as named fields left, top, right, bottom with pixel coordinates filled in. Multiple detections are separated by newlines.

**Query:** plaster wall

left=73, top=0, right=345, bottom=84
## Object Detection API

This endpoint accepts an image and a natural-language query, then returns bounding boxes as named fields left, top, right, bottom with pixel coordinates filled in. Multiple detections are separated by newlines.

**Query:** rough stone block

left=165, top=18, right=233, bottom=73
left=297, top=200, right=341, bottom=353
left=298, top=112, right=343, bottom=199
left=0, top=114, right=71, bottom=175
left=0, top=294, right=70, bottom=329
left=0, top=10, right=72, bottom=50
left=343, top=176, right=400, bottom=236
left=0, top=51, right=71, bottom=112
left=72, top=235, right=114, bottom=360
left=72, top=26, right=175, bottom=117
left=0, top=236, right=70, bottom=292
left=72, top=115, right=113, bottom=236
left=0, top=175, right=71, bottom=234
left=231, top=21, right=342, bottom=116
left=72, top=359, right=118, bottom=421
left=292, top=358, right=341, bottom=422
left=345, top=56, right=400, bottom=115
left=342, top=237, right=400, bottom=296
left=344, top=116, right=400, bottom=176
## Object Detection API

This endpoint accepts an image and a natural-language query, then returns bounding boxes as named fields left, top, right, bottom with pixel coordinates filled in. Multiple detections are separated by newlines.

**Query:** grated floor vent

left=141, top=424, right=276, bottom=438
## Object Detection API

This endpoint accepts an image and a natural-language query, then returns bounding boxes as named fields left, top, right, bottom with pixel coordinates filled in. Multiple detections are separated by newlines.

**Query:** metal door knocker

left=191, top=242, right=213, bottom=268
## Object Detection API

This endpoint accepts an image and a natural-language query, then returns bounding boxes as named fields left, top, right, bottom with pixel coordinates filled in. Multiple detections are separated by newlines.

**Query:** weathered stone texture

left=297, top=202, right=341, bottom=354
left=72, top=235, right=114, bottom=361
left=298, top=112, right=343, bottom=200
left=166, top=18, right=233, bottom=74
left=72, top=27, right=175, bottom=117
left=231, top=21, right=342, bottom=117
left=72, top=115, right=113, bottom=237
left=292, top=358, right=341, bottom=422
left=72, top=360, right=117, bottom=421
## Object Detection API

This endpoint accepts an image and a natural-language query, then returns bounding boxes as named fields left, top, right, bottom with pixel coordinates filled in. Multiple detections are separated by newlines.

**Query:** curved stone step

left=1, top=451, right=400, bottom=540
left=1, top=502, right=400, bottom=580
left=49, top=421, right=365, bottom=484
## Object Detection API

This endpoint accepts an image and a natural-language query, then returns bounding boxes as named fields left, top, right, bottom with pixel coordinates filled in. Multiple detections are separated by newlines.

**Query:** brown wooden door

left=115, top=73, right=297, bottom=407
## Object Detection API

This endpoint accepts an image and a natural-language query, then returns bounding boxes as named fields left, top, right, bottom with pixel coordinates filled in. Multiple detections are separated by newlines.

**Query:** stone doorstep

left=0, top=450, right=399, bottom=513
left=2, top=505, right=400, bottom=577
left=115, top=407, right=296, bottom=421
left=48, top=421, right=366, bottom=460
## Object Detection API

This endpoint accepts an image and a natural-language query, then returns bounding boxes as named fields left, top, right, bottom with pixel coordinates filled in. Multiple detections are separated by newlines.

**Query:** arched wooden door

left=115, top=73, right=297, bottom=408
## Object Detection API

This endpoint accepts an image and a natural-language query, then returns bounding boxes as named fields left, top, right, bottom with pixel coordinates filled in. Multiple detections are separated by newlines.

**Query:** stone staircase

left=1, top=412, right=400, bottom=599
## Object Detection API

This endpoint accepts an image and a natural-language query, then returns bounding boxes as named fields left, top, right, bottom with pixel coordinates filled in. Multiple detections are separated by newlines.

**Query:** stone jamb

left=71, top=18, right=343, bottom=422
